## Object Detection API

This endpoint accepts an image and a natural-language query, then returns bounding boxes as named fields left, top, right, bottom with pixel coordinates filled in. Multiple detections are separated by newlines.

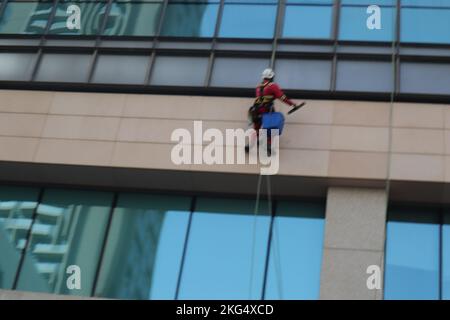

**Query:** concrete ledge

left=0, top=161, right=388, bottom=200
left=0, top=289, right=97, bottom=300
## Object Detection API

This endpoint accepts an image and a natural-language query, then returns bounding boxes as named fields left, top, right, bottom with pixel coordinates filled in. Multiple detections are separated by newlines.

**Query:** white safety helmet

left=262, top=68, right=275, bottom=80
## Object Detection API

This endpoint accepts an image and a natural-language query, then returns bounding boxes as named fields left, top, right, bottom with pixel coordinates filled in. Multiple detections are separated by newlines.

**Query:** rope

left=266, top=175, right=284, bottom=299
left=248, top=173, right=284, bottom=300
left=248, top=174, right=263, bottom=299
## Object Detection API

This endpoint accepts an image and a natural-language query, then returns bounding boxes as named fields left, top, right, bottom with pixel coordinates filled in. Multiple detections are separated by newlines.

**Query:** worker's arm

left=270, top=83, right=296, bottom=107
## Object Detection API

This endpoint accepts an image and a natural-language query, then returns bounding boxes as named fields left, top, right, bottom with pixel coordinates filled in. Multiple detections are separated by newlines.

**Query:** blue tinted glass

left=103, top=2, right=162, bottom=36
left=210, top=57, right=270, bottom=88
left=288, top=0, right=332, bottom=3
left=265, top=202, right=325, bottom=300
left=95, top=194, right=191, bottom=300
left=161, top=4, right=219, bottom=37
left=342, top=0, right=395, bottom=4
left=219, top=4, right=277, bottom=39
left=336, top=60, right=394, bottom=92
left=179, top=198, right=271, bottom=299
left=225, top=0, right=277, bottom=2
left=385, top=208, right=440, bottom=300
left=402, top=0, right=450, bottom=6
left=401, top=8, right=450, bottom=44
left=49, top=1, right=108, bottom=35
left=0, top=186, right=39, bottom=290
left=444, top=211, right=450, bottom=300
left=275, top=59, right=332, bottom=90
left=339, top=6, right=395, bottom=41
left=400, top=62, right=450, bottom=95
left=283, top=5, right=333, bottom=39
left=16, top=189, right=112, bottom=296
left=0, top=2, right=53, bottom=34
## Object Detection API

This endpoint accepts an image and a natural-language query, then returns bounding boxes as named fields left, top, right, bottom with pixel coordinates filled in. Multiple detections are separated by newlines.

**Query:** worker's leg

left=245, top=120, right=261, bottom=153
left=267, top=129, right=272, bottom=156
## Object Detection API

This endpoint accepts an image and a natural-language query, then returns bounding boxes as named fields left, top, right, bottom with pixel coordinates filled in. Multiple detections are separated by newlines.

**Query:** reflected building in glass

left=0, top=0, right=449, bottom=301
left=0, top=2, right=53, bottom=34
left=94, top=209, right=165, bottom=299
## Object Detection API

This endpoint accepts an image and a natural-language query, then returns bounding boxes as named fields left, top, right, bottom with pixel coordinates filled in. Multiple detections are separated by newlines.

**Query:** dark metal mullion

left=145, top=0, right=169, bottom=85
left=12, top=188, right=45, bottom=290
left=330, top=0, right=340, bottom=91
left=91, top=192, right=119, bottom=297
left=0, top=0, right=8, bottom=19
left=86, top=50, right=98, bottom=84
left=145, top=51, right=157, bottom=85
left=96, top=0, right=114, bottom=45
left=439, top=207, right=444, bottom=300
left=155, top=0, right=169, bottom=38
left=29, top=0, right=60, bottom=81
left=270, top=0, right=284, bottom=69
left=87, top=0, right=113, bottom=83
left=332, top=0, right=340, bottom=42
left=174, top=196, right=196, bottom=300
left=261, top=197, right=276, bottom=300
left=42, top=0, right=61, bottom=42
left=205, top=0, right=225, bottom=87
left=20, top=49, right=42, bottom=82
left=394, top=55, right=400, bottom=95
left=394, top=0, right=401, bottom=95
left=395, top=0, right=401, bottom=45
left=204, top=51, right=215, bottom=87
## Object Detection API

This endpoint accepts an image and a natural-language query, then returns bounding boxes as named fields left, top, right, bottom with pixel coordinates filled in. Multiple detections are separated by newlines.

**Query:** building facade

left=0, top=0, right=449, bottom=300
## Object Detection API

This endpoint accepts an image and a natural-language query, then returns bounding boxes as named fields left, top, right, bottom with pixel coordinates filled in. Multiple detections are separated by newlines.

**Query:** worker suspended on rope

left=245, top=68, right=305, bottom=156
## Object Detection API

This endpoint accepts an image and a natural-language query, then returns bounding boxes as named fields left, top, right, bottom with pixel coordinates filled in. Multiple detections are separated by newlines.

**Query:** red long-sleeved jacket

left=254, top=80, right=295, bottom=112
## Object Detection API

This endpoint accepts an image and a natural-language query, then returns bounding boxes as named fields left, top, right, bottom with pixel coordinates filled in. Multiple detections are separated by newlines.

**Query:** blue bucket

left=262, top=112, right=285, bottom=135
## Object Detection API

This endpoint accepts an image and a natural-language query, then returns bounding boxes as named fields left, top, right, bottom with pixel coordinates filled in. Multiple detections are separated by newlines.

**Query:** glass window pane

left=92, top=55, right=150, bottom=84
left=103, top=2, right=162, bottom=36
left=226, top=0, right=277, bottom=3
left=401, top=0, right=450, bottom=6
left=336, top=60, right=394, bottom=92
left=16, top=189, right=113, bottom=297
left=384, top=207, right=440, bottom=300
left=444, top=210, right=450, bottom=300
left=401, top=4, right=450, bottom=44
left=150, top=56, right=208, bottom=86
left=0, top=186, right=39, bottom=290
left=275, top=59, right=331, bottom=90
left=265, top=202, right=325, bottom=300
left=342, top=0, right=394, bottom=3
left=0, top=53, right=35, bottom=81
left=161, top=3, right=219, bottom=37
left=339, top=4, right=396, bottom=41
left=219, top=4, right=277, bottom=39
left=210, top=57, right=270, bottom=88
left=94, top=194, right=191, bottom=300
left=400, top=62, right=450, bottom=95
left=179, top=197, right=271, bottom=299
left=0, top=1, right=52, bottom=34
left=48, top=1, right=107, bottom=35
left=282, top=5, right=333, bottom=39
left=35, top=53, right=91, bottom=83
